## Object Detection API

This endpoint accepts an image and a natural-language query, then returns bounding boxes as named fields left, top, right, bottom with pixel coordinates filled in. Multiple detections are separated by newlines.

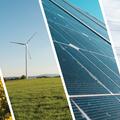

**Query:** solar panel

left=42, top=0, right=120, bottom=119
left=71, top=95, right=120, bottom=120
left=48, top=0, right=109, bottom=40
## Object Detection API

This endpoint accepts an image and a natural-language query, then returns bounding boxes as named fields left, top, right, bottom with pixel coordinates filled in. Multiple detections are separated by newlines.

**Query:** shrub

left=20, top=75, right=26, bottom=79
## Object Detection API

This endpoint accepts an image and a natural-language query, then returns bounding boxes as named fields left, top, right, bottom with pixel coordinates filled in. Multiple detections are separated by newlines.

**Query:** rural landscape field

left=0, top=80, right=12, bottom=120
left=6, top=77, right=72, bottom=120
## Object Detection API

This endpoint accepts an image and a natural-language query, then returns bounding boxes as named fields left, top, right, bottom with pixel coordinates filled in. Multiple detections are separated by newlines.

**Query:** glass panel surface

left=42, top=0, right=120, bottom=119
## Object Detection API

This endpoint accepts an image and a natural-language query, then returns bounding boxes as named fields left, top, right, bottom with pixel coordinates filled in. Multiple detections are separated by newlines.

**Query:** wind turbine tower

left=10, top=32, right=36, bottom=79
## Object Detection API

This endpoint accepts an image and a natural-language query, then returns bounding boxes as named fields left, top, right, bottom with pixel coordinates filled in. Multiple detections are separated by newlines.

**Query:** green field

left=6, top=78, right=72, bottom=120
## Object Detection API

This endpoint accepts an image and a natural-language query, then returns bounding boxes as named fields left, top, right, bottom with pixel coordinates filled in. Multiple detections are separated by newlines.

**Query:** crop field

left=0, top=80, right=12, bottom=120
left=6, top=78, right=72, bottom=120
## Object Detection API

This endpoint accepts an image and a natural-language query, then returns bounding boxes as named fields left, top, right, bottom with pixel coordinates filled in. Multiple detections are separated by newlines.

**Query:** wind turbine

left=10, top=32, right=37, bottom=79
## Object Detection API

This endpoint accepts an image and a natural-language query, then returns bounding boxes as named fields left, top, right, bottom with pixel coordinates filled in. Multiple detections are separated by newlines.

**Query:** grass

left=6, top=78, right=72, bottom=120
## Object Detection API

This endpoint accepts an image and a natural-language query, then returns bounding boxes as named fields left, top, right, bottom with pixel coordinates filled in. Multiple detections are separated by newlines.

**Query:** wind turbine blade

left=26, top=32, right=37, bottom=44
left=10, top=41, right=25, bottom=45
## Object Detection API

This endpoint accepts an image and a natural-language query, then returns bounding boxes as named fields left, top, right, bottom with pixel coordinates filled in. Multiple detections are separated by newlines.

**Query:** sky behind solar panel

left=68, top=0, right=104, bottom=21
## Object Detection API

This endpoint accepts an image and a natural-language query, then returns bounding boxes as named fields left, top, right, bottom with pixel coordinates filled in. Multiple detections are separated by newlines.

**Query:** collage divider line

left=98, top=0, right=120, bottom=103
left=99, top=0, right=120, bottom=76
left=39, top=0, right=120, bottom=119
left=38, top=0, right=76, bottom=120
left=0, top=69, right=15, bottom=120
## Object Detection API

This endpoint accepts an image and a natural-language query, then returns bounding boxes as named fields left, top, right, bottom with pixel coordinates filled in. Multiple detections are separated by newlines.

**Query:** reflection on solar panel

left=42, top=0, right=120, bottom=119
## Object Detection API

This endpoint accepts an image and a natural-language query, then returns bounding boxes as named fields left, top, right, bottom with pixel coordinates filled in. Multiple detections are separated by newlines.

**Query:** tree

left=20, top=75, right=26, bottom=79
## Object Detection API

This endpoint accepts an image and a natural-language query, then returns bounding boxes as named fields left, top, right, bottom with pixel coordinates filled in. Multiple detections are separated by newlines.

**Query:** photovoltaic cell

left=71, top=100, right=87, bottom=120
left=49, top=0, right=109, bottom=40
left=42, top=0, right=120, bottom=119
left=71, top=96, right=120, bottom=120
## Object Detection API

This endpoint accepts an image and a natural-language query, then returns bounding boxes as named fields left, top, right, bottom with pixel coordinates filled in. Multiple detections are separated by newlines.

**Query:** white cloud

left=101, top=0, right=120, bottom=48
left=102, top=0, right=120, bottom=22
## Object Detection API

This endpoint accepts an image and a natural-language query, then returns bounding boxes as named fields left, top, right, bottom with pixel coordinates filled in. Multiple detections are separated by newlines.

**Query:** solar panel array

left=42, top=0, right=120, bottom=119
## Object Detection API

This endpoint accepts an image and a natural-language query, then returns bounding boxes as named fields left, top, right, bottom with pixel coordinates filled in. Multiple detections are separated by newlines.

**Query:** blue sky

left=0, top=0, right=103, bottom=77
left=68, top=0, right=104, bottom=21
left=0, top=0, right=58, bottom=77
